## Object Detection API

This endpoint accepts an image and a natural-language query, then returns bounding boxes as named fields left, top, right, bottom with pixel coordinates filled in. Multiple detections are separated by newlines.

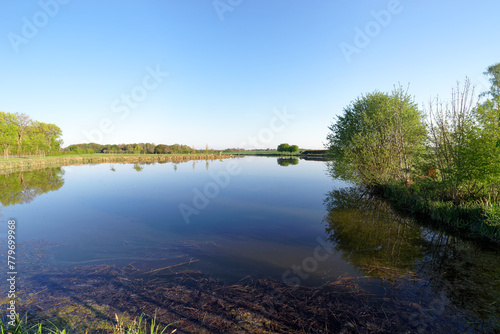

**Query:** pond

left=0, top=156, right=499, bottom=332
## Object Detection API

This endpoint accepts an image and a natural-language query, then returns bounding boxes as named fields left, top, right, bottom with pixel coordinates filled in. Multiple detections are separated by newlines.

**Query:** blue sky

left=1, top=0, right=499, bottom=149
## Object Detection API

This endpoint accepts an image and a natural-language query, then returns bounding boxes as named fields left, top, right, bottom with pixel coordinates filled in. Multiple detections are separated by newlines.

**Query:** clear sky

left=1, top=0, right=499, bottom=150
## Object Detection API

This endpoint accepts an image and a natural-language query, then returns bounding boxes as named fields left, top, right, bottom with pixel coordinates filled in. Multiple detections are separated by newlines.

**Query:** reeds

left=0, top=154, right=234, bottom=174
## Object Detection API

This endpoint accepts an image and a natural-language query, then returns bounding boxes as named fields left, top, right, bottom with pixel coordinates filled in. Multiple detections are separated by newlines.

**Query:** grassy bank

left=0, top=153, right=234, bottom=173
left=0, top=313, right=174, bottom=334
left=379, top=181, right=500, bottom=242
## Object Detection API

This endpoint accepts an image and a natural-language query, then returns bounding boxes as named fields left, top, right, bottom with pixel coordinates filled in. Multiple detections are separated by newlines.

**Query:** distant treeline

left=64, top=144, right=294, bottom=155
left=63, top=143, right=220, bottom=155
left=0, top=112, right=62, bottom=157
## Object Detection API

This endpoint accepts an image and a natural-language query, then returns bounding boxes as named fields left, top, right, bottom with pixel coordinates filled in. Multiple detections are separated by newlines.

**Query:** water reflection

left=323, top=186, right=500, bottom=325
left=277, top=157, right=299, bottom=166
left=133, top=163, right=144, bottom=172
left=0, top=168, right=65, bottom=206
left=323, top=186, right=423, bottom=275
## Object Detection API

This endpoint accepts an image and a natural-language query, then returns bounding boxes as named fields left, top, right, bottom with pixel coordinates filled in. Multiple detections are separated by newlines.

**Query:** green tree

left=326, top=86, right=426, bottom=185
left=277, top=143, right=290, bottom=152
left=133, top=145, right=142, bottom=154
left=154, top=144, right=169, bottom=154
left=110, top=144, right=119, bottom=153
left=478, top=63, right=500, bottom=151
left=14, top=112, right=33, bottom=155
left=427, top=75, right=500, bottom=202
left=469, top=64, right=500, bottom=199
left=24, top=121, right=49, bottom=155
left=288, top=145, right=299, bottom=153
left=0, top=112, right=19, bottom=157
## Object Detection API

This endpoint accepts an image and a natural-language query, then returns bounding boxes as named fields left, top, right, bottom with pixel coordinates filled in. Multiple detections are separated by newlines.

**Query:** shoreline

left=376, top=182, right=500, bottom=244
left=0, top=153, right=235, bottom=174
left=2, top=260, right=485, bottom=334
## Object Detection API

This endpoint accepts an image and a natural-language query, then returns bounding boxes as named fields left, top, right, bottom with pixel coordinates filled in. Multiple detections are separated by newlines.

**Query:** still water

left=1, top=156, right=499, bottom=326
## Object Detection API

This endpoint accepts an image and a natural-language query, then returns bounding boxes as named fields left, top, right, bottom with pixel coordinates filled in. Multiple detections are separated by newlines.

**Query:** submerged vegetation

left=326, top=63, right=500, bottom=241
left=1, top=251, right=483, bottom=333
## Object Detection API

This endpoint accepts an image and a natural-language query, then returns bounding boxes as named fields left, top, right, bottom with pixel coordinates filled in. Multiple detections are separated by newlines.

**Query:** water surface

left=1, top=156, right=499, bottom=328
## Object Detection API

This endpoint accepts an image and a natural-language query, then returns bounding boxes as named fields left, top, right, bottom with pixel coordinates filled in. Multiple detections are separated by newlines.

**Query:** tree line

left=64, top=143, right=217, bottom=155
left=0, top=112, right=62, bottom=157
left=326, top=63, right=500, bottom=238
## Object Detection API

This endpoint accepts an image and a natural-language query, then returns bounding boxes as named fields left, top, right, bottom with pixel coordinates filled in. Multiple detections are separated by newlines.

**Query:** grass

left=380, top=181, right=500, bottom=242
left=0, top=313, right=176, bottom=334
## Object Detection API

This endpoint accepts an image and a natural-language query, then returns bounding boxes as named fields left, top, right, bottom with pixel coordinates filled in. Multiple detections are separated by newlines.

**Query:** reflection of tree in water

left=133, top=163, right=144, bottom=172
left=323, top=186, right=424, bottom=275
left=417, top=233, right=500, bottom=324
left=324, top=186, right=500, bottom=327
left=277, top=157, right=299, bottom=167
left=0, top=168, right=65, bottom=206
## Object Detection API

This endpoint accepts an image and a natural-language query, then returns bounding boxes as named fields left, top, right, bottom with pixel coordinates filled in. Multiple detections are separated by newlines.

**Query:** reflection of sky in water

left=2, top=157, right=356, bottom=285
left=2, top=156, right=499, bottom=325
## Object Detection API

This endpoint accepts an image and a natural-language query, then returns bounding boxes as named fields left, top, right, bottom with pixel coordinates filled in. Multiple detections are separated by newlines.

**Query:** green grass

left=0, top=314, right=176, bottom=334
left=380, top=181, right=500, bottom=241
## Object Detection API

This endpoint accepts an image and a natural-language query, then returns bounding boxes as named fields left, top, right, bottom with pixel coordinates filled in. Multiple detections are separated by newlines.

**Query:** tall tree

left=15, top=112, right=33, bottom=155
left=0, top=112, right=19, bottom=157
left=326, top=87, right=426, bottom=185
left=427, top=74, right=500, bottom=202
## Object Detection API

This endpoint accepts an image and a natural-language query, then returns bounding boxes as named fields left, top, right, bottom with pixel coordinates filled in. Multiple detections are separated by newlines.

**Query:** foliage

left=325, top=64, right=500, bottom=240
left=63, top=143, right=200, bottom=155
left=0, top=112, right=62, bottom=157
left=381, top=181, right=500, bottom=240
left=154, top=143, right=192, bottom=154
left=426, top=75, right=500, bottom=204
left=0, top=112, right=18, bottom=157
left=277, top=143, right=299, bottom=153
left=326, top=86, right=426, bottom=185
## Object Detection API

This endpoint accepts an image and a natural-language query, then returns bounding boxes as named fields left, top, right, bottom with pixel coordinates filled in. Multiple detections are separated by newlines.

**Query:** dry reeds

left=0, top=154, right=233, bottom=174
